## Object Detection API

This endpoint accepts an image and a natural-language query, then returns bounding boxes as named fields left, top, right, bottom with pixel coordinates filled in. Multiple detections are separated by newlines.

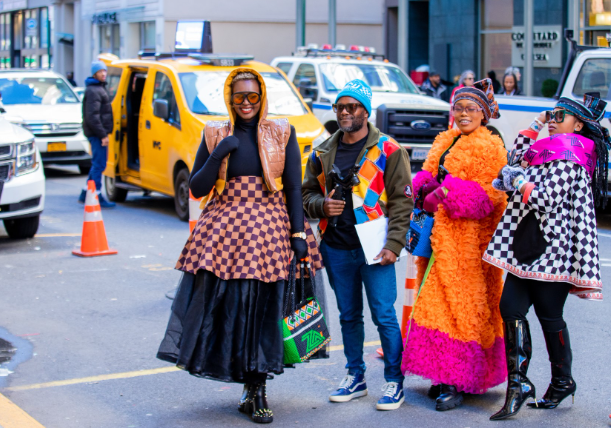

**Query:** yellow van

left=101, top=54, right=329, bottom=220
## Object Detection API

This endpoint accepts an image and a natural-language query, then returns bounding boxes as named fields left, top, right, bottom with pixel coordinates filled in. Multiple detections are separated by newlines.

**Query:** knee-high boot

left=527, top=327, right=576, bottom=409
left=490, top=320, right=536, bottom=420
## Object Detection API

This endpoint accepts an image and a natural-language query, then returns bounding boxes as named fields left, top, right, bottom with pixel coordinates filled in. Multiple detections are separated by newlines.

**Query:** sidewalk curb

left=0, top=392, right=46, bottom=428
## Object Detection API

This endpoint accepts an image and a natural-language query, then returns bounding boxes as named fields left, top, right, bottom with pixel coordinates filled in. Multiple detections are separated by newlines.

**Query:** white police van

left=271, top=45, right=450, bottom=168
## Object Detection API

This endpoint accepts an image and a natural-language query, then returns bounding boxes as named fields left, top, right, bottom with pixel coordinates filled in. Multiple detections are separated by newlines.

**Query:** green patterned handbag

left=282, top=259, right=331, bottom=364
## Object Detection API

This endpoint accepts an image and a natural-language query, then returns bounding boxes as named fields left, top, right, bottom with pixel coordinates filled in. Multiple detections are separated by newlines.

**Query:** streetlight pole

left=524, top=0, right=534, bottom=96
left=398, top=0, right=408, bottom=73
left=296, top=0, right=306, bottom=49
left=328, top=0, right=336, bottom=47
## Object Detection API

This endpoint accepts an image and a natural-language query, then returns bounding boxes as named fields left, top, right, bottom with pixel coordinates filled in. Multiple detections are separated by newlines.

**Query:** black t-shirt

left=323, top=132, right=368, bottom=250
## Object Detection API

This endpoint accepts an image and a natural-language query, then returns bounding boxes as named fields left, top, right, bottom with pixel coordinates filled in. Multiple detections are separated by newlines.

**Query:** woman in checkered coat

left=486, top=94, right=609, bottom=420
left=157, top=69, right=322, bottom=424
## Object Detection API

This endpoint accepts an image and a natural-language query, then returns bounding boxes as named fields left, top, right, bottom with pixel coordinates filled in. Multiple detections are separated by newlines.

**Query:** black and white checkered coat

left=484, top=132, right=602, bottom=300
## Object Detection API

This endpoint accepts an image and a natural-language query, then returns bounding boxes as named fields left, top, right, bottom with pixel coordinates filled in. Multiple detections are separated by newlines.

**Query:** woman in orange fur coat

left=401, top=78, right=508, bottom=411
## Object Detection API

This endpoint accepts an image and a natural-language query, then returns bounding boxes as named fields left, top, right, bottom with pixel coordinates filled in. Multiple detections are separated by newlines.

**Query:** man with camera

left=302, top=79, right=413, bottom=411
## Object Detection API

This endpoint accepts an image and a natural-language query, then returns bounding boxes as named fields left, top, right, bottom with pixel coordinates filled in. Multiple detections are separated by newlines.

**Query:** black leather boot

left=244, top=382, right=273, bottom=424
left=435, top=384, right=464, bottom=411
left=238, top=383, right=251, bottom=413
left=527, top=327, right=576, bottom=409
left=490, top=320, right=536, bottom=420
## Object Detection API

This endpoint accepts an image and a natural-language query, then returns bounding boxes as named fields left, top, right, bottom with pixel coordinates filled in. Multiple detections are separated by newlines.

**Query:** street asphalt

left=0, top=165, right=610, bottom=428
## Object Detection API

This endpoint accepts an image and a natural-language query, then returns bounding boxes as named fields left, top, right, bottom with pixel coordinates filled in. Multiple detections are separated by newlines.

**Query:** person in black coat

left=79, top=61, right=115, bottom=207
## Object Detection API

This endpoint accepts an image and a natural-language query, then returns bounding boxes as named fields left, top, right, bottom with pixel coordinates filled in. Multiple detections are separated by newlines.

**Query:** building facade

left=384, top=0, right=611, bottom=96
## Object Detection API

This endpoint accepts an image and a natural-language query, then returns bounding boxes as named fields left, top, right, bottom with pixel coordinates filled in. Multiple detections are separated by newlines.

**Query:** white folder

left=354, top=217, right=407, bottom=265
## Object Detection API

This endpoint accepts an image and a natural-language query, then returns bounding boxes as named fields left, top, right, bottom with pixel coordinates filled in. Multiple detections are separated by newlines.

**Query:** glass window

left=140, top=21, right=156, bottom=51
left=573, top=58, right=611, bottom=99
left=107, top=66, right=123, bottom=101
left=480, top=0, right=513, bottom=81
left=100, top=24, right=120, bottom=57
left=13, top=12, right=22, bottom=51
left=2, top=14, right=11, bottom=51
left=292, top=63, right=316, bottom=87
left=24, top=9, right=38, bottom=50
left=153, top=72, right=180, bottom=124
left=0, top=77, right=79, bottom=104
left=276, top=62, right=293, bottom=75
left=318, top=63, right=419, bottom=93
left=178, top=71, right=308, bottom=116
left=40, top=8, right=48, bottom=49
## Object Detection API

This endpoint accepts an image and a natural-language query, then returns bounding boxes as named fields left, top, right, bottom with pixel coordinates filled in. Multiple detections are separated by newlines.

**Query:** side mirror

left=153, top=99, right=169, bottom=121
left=298, top=78, right=318, bottom=100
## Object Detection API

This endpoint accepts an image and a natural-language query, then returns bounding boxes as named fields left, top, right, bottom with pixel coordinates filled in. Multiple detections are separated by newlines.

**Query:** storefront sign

left=511, top=25, right=562, bottom=68
left=0, top=0, right=27, bottom=12
left=25, top=18, right=37, bottom=37
left=92, top=12, right=118, bottom=25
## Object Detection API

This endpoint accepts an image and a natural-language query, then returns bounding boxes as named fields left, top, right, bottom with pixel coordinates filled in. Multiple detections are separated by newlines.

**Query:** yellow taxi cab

left=100, top=53, right=329, bottom=220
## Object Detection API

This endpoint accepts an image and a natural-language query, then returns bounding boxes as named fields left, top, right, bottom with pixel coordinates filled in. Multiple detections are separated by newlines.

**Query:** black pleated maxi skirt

left=157, top=269, right=285, bottom=383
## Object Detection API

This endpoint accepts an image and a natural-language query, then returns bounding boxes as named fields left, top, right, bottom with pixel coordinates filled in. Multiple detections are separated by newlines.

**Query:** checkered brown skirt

left=176, top=176, right=322, bottom=283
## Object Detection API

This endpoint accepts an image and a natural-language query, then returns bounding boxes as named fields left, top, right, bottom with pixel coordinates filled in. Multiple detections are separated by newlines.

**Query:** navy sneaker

left=376, top=382, right=405, bottom=410
left=78, top=189, right=86, bottom=203
left=329, top=373, right=367, bottom=402
left=97, top=193, right=116, bottom=208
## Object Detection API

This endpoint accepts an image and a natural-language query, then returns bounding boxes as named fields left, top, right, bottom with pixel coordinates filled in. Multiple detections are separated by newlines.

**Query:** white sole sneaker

left=329, top=389, right=368, bottom=402
left=376, top=395, right=405, bottom=410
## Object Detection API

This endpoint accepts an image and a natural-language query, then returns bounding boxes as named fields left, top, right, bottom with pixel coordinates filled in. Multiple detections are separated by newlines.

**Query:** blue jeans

left=87, top=136, right=107, bottom=191
left=320, top=240, right=404, bottom=383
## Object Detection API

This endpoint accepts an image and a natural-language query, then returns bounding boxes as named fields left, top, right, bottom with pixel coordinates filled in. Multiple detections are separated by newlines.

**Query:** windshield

left=179, top=71, right=307, bottom=116
left=319, top=63, right=419, bottom=94
left=0, top=77, right=79, bottom=104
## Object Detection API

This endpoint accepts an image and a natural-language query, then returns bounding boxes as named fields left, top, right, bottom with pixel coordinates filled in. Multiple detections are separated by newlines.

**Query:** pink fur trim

left=402, top=321, right=506, bottom=394
left=412, top=170, right=435, bottom=198
left=441, top=176, right=494, bottom=219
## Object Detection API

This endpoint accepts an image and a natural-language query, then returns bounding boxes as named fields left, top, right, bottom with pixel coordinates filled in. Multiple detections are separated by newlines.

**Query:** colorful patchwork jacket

left=302, top=123, right=413, bottom=256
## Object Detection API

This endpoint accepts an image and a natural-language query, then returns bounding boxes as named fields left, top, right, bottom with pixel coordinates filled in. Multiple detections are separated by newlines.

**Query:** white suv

left=0, top=117, right=45, bottom=239
left=271, top=49, right=450, bottom=166
left=0, top=69, right=91, bottom=174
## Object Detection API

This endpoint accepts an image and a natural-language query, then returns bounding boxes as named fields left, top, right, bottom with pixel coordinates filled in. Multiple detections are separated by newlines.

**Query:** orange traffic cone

left=72, top=180, right=118, bottom=257
left=377, top=253, right=417, bottom=357
left=189, top=190, right=203, bottom=232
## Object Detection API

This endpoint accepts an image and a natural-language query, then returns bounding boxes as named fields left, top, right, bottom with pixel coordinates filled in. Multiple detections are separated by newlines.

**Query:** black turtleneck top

left=189, top=116, right=304, bottom=233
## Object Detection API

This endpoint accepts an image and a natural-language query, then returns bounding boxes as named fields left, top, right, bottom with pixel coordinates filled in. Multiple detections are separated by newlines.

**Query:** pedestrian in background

left=302, top=79, right=413, bottom=411
left=505, top=66, right=521, bottom=82
left=66, top=71, right=77, bottom=87
left=402, top=78, right=508, bottom=411
left=486, top=93, right=608, bottom=420
left=420, top=70, right=449, bottom=102
left=157, top=68, right=322, bottom=424
left=449, top=70, right=475, bottom=128
left=499, top=73, right=521, bottom=96
left=78, top=61, right=115, bottom=207
left=488, top=70, right=501, bottom=94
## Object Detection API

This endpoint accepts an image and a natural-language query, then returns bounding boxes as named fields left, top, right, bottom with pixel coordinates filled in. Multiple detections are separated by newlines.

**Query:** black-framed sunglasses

left=232, top=92, right=261, bottom=105
left=546, top=109, right=575, bottom=123
left=332, top=103, right=363, bottom=114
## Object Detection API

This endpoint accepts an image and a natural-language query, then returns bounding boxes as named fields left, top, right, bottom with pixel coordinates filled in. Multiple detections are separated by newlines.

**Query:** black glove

left=290, top=237, right=308, bottom=261
left=211, top=136, right=240, bottom=159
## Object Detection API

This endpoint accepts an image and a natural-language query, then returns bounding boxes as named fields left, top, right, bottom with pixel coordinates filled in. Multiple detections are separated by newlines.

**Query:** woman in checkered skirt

left=485, top=93, right=609, bottom=420
left=157, top=69, right=322, bottom=424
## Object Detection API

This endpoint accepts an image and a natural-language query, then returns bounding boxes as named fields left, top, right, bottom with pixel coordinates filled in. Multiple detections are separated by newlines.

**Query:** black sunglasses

left=232, top=92, right=261, bottom=105
left=332, top=103, right=363, bottom=114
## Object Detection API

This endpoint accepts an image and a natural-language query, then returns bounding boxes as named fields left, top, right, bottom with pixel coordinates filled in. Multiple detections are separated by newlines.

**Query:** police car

left=271, top=45, right=450, bottom=166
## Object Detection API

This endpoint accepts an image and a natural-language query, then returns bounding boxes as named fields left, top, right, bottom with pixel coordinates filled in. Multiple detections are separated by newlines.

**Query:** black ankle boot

left=490, top=320, right=536, bottom=420
left=238, top=383, right=251, bottom=413
left=435, top=384, right=464, bottom=411
left=244, top=382, right=273, bottom=424
left=527, top=327, right=576, bottom=409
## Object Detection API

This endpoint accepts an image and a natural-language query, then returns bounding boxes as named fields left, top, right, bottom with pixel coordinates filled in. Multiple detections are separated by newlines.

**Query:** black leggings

left=499, top=273, right=572, bottom=332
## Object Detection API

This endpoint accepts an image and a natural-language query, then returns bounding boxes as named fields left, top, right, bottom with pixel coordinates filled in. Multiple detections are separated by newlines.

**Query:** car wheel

left=104, top=175, right=128, bottom=202
left=3, top=215, right=40, bottom=239
left=78, top=164, right=91, bottom=175
left=174, top=167, right=190, bottom=222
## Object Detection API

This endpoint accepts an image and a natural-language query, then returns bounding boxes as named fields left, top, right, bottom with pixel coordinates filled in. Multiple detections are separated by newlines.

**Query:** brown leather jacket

left=204, top=68, right=290, bottom=195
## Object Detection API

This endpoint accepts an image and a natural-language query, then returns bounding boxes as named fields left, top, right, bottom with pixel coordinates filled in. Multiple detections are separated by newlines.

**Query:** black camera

left=328, top=163, right=360, bottom=227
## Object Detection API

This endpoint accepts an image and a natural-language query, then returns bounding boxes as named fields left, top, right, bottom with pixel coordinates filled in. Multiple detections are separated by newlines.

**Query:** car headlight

left=312, top=130, right=331, bottom=149
left=16, top=139, right=37, bottom=176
